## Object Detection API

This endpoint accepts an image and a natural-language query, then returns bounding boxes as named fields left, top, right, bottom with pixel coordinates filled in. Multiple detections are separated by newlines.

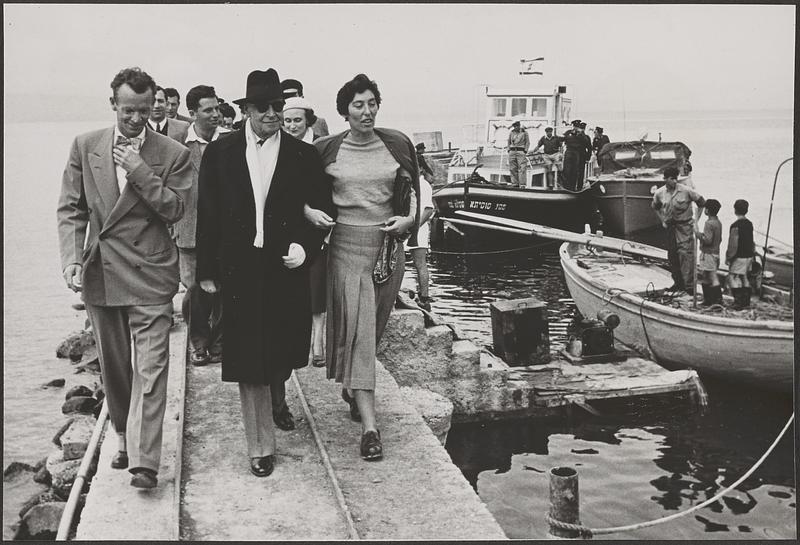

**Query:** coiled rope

left=545, top=412, right=794, bottom=538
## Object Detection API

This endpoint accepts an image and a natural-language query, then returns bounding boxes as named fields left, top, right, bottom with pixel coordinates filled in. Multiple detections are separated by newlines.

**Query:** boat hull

left=434, top=184, right=590, bottom=235
left=591, top=177, right=665, bottom=235
left=764, top=254, right=794, bottom=288
left=559, top=242, right=794, bottom=391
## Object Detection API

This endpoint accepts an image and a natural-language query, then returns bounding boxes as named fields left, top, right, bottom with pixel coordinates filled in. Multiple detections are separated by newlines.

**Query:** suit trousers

left=239, top=383, right=276, bottom=458
left=86, top=302, right=172, bottom=472
left=179, top=247, right=223, bottom=352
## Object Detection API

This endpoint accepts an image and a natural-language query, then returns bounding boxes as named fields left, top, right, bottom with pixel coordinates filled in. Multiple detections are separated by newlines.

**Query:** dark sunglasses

left=252, top=100, right=285, bottom=113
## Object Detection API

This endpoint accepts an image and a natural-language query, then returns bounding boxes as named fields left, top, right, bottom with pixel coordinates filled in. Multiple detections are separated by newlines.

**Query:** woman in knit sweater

left=314, top=74, right=420, bottom=461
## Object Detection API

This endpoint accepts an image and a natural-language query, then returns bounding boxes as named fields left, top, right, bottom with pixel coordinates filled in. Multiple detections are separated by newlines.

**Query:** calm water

left=3, top=112, right=795, bottom=539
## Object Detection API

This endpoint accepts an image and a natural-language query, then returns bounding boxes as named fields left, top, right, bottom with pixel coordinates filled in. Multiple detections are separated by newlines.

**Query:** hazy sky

left=4, top=3, right=795, bottom=134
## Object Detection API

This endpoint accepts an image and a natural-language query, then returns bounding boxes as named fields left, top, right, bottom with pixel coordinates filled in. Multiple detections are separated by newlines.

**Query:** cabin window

left=511, top=98, right=527, bottom=116
left=614, top=150, right=637, bottom=160
left=530, top=172, right=545, bottom=188
left=492, top=98, right=507, bottom=117
left=649, top=150, right=677, bottom=160
left=490, top=174, right=501, bottom=182
left=452, top=173, right=466, bottom=182
left=531, top=98, right=548, bottom=117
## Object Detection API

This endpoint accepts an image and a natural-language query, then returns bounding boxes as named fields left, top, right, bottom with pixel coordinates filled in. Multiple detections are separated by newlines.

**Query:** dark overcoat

left=196, top=129, right=332, bottom=384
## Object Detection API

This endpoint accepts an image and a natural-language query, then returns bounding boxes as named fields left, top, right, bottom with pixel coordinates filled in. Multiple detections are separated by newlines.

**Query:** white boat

left=559, top=241, right=794, bottom=392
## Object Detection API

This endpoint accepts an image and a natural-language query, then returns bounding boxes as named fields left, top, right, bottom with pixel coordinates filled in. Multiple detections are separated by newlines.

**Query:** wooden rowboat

left=559, top=241, right=794, bottom=392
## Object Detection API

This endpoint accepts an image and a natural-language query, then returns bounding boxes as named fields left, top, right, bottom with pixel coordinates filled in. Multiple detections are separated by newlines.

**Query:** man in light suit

left=57, top=67, right=192, bottom=489
left=149, top=86, right=189, bottom=143
left=196, top=68, right=331, bottom=477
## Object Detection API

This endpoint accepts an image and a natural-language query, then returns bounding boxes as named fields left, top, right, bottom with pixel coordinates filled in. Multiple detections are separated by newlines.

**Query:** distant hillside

left=5, top=94, right=110, bottom=123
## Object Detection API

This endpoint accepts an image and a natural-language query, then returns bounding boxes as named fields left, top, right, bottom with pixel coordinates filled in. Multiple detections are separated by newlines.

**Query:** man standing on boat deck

left=592, top=126, right=610, bottom=169
left=57, top=67, right=192, bottom=489
left=148, top=86, right=189, bottom=143
left=651, top=166, right=706, bottom=294
left=507, top=120, right=529, bottom=187
left=533, top=126, right=563, bottom=188
left=561, top=120, right=592, bottom=191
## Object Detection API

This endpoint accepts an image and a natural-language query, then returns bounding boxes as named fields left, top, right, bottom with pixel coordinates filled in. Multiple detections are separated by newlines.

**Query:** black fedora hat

left=233, top=68, right=283, bottom=105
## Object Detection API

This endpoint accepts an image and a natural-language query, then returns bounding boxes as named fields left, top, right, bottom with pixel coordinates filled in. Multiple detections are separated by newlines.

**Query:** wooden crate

left=490, top=297, right=550, bottom=365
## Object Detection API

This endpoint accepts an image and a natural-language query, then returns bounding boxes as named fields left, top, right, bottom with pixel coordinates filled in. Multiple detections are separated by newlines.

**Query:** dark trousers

left=182, top=284, right=223, bottom=352
left=666, top=221, right=694, bottom=288
left=562, top=150, right=583, bottom=191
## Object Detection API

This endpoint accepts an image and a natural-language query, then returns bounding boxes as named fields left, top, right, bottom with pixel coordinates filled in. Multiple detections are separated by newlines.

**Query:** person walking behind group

left=507, top=120, right=529, bottom=187
left=725, top=199, right=756, bottom=309
left=694, top=198, right=723, bottom=305
left=283, top=96, right=334, bottom=368
left=281, top=78, right=330, bottom=138
left=174, top=85, right=229, bottom=366
left=148, top=86, right=189, bottom=143
left=164, top=87, right=193, bottom=123
left=196, top=68, right=330, bottom=478
left=315, top=73, right=419, bottom=461
left=651, top=166, right=706, bottom=294
left=219, top=102, right=236, bottom=130
left=57, top=67, right=192, bottom=489
left=562, top=120, right=592, bottom=191
left=407, top=173, right=435, bottom=311
left=532, top=126, right=562, bottom=188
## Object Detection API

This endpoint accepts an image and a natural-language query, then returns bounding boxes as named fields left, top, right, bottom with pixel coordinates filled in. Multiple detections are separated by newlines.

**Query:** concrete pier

left=77, top=304, right=506, bottom=540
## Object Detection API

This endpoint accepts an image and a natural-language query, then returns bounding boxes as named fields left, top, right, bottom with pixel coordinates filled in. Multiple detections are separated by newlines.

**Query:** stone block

left=65, top=385, right=93, bottom=400
left=42, top=378, right=66, bottom=388
left=60, top=415, right=96, bottom=461
left=447, top=340, right=481, bottom=377
left=62, top=396, right=97, bottom=415
left=56, top=329, right=95, bottom=361
left=19, top=490, right=61, bottom=519
left=46, top=448, right=81, bottom=498
left=3, top=461, right=34, bottom=480
left=20, top=502, right=66, bottom=540
left=399, top=386, right=454, bottom=445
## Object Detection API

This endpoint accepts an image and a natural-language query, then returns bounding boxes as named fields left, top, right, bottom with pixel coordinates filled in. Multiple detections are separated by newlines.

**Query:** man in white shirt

left=406, top=174, right=436, bottom=311
left=148, top=86, right=189, bottom=143
left=173, top=85, right=230, bottom=366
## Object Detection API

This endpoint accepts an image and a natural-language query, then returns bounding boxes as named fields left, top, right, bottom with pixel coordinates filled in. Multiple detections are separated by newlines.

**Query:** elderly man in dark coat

left=196, top=68, right=331, bottom=477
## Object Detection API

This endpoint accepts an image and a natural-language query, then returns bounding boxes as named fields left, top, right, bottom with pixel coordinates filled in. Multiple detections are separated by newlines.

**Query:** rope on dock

left=545, top=412, right=794, bottom=538
left=290, top=373, right=360, bottom=540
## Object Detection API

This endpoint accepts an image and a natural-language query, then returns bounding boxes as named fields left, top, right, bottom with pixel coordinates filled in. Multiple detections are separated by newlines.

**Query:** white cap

left=284, top=96, right=314, bottom=112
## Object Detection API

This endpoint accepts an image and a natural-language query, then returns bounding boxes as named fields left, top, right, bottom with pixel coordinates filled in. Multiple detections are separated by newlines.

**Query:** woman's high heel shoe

left=341, top=390, right=361, bottom=422
left=360, top=429, right=383, bottom=461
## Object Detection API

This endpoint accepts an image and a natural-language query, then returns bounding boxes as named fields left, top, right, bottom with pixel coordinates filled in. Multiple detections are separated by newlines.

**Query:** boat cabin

left=447, top=85, right=576, bottom=189
left=595, top=141, right=692, bottom=177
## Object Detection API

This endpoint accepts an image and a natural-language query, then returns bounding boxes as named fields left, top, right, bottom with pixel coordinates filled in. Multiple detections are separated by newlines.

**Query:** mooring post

left=548, top=466, right=581, bottom=539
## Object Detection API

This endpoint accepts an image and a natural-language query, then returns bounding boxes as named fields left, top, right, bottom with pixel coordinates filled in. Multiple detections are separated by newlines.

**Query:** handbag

left=373, top=171, right=413, bottom=284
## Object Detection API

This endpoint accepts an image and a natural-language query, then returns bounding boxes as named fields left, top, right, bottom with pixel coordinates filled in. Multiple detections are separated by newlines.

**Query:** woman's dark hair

left=110, top=67, right=157, bottom=100
left=734, top=199, right=749, bottom=215
left=336, top=73, right=381, bottom=117
left=705, top=199, right=721, bottom=215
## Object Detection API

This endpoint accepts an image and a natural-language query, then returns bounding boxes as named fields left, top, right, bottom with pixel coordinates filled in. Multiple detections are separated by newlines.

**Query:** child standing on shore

left=695, top=198, right=723, bottom=305
left=725, top=199, right=756, bottom=309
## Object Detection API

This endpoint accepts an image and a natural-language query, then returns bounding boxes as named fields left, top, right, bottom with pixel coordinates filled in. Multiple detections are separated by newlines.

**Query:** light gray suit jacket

left=57, top=126, right=192, bottom=306
left=165, top=118, right=189, bottom=144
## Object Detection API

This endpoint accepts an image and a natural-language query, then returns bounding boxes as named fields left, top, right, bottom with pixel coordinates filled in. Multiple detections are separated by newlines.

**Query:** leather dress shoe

left=273, top=406, right=296, bottom=431
left=360, top=429, right=383, bottom=461
left=130, top=468, right=158, bottom=489
left=249, top=455, right=275, bottom=477
left=111, top=451, right=128, bottom=469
